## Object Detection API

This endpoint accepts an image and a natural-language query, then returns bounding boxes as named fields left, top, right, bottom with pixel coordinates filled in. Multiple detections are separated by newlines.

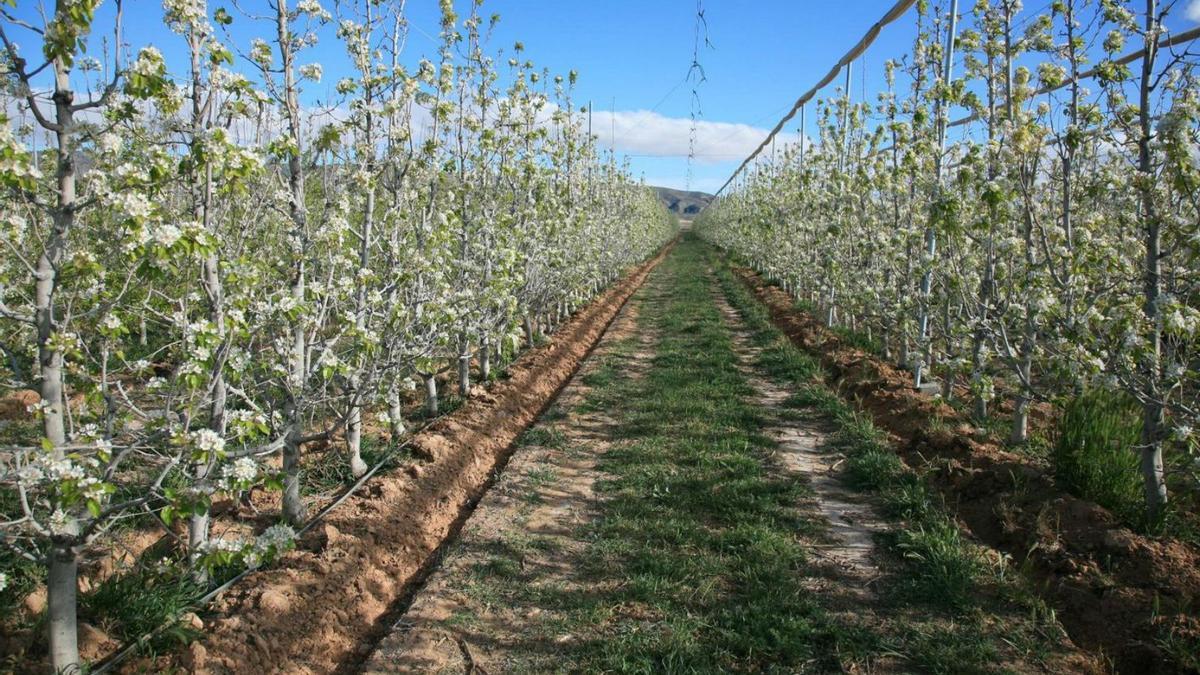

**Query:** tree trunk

left=424, top=374, right=438, bottom=417
left=278, top=0, right=308, bottom=528
left=1010, top=344, right=1033, bottom=444
left=457, top=334, right=470, bottom=396
left=387, top=384, right=406, bottom=439
left=282, top=426, right=305, bottom=526
left=480, top=335, right=491, bottom=382
left=970, top=329, right=988, bottom=422
left=1137, top=0, right=1167, bottom=520
left=346, top=398, right=368, bottom=478
left=38, top=50, right=80, bottom=675
left=38, top=73, right=78, bottom=452
left=189, top=26, right=227, bottom=578
left=348, top=84, right=376, bottom=481
left=940, top=296, right=955, bottom=400
left=48, top=545, right=79, bottom=674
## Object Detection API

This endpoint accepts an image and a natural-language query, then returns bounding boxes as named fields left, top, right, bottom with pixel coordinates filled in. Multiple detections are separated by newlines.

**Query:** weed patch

left=1052, top=389, right=1144, bottom=528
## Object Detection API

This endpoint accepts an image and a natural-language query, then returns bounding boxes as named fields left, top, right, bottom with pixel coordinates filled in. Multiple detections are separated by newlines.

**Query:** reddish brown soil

left=733, top=265, right=1200, bottom=675
left=0, top=389, right=38, bottom=420
left=363, top=284, right=653, bottom=673
left=159, top=243, right=673, bottom=674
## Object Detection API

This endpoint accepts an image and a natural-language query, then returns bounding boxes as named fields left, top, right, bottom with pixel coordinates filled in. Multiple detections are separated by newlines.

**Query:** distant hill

left=652, top=186, right=713, bottom=217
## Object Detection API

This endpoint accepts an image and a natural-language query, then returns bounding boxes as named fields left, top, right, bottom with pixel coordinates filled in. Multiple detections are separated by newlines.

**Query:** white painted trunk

left=48, top=546, right=79, bottom=674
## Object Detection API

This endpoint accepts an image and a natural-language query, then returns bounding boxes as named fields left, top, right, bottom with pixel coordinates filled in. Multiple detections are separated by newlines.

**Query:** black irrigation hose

left=89, top=414, right=443, bottom=675
left=87, top=255, right=661, bottom=674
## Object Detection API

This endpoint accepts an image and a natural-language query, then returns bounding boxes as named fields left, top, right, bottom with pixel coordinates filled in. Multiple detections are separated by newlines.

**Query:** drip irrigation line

left=710, top=0, right=919, bottom=199
left=89, top=250, right=661, bottom=673
left=89, top=411, right=441, bottom=675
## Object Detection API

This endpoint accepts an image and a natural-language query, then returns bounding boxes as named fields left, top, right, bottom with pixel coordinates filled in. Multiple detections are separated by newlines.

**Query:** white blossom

left=299, top=63, right=323, bottom=83
left=48, top=509, right=74, bottom=536
left=155, top=224, right=183, bottom=248
left=222, top=457, right=258, bottom=484
left=163, top=0, right=207, bottom=28
left=202, top=536, right=245, bottom=553
left=191, top=428, right=226, bottom=455
left=130, top=46, right=165, bottom=78
left=97, top=133, right=123, bottom=154
left=1175, top=425, right=1194, bottom=443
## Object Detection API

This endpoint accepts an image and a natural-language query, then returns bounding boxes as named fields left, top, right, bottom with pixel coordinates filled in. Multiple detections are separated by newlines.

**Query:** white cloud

left=588, top=109, right=801, bottom=165
left=1188, top=0, right=1200, bottom=21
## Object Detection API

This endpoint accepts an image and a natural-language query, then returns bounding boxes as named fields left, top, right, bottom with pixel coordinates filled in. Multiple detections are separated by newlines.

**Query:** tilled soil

left=361, top=275, right=659, bottom=674
left=161, top=243, right=673, bottom=674
left=732, top=263, right=1200, bottom=674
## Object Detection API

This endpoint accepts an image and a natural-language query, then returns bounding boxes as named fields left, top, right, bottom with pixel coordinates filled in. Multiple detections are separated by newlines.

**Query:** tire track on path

left=708, top=268, right=889, bottom=590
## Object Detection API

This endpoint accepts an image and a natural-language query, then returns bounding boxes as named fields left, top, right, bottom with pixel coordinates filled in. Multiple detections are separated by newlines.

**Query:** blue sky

left=8, top=0, right=1200, bottom=193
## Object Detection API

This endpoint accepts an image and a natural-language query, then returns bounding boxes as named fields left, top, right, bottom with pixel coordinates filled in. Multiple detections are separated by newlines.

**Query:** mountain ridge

left=652, top=186, right=713, bottom=216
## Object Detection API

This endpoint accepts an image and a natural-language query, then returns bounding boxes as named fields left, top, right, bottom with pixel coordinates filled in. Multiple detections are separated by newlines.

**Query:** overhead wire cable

left=709, top=0, right=919, bottom=199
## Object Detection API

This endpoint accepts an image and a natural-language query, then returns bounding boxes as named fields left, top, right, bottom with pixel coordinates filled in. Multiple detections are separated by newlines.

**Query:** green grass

left=0, top=418, right=42, bottom=447
left=570, top=238, right=867, bottom=671
left=1048, top=390, right=1200, bottom=547
left=1158, top=621, right=1200, bottom=672
left=1052, top=389, right=1145, bottom=528
left=81, top=557, right=204, bottom=651
left=831, top=325, right=884, bottom=354
left=901, top=620, right=1001, bottom=674
left=302, top=435, right=396, bottom=495
left=0, top=485, right=47, bottom=647
left=708, top=242, right=1076, bottom=671
left=893, top=520, right=986, bottom=610
left=458, top=236, right=874, bottom=671
left=0, top=545, right=44, bottom=621
left=519, top=426, right=567, bottom=449
left=844, top=447, right=907, bottom=492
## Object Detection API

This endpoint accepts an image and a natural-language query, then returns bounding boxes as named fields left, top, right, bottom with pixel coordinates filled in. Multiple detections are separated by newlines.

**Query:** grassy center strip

left=471, top=236, right=866, bottom=671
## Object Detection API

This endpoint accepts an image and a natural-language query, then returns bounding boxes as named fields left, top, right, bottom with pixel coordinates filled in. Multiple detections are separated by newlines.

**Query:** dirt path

left=705, top=271, right=907, bottom=673
left=358, top=242, right=897, bottom=674
left=362, top=273, right=662, bottom=673
left=708, top=273, right=888, bottom=589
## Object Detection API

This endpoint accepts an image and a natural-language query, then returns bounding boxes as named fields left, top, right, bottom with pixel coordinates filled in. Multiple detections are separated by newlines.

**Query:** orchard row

left=699, top=0, right=1198, bottom=526
left=0, top=0, right=673, bottom=670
